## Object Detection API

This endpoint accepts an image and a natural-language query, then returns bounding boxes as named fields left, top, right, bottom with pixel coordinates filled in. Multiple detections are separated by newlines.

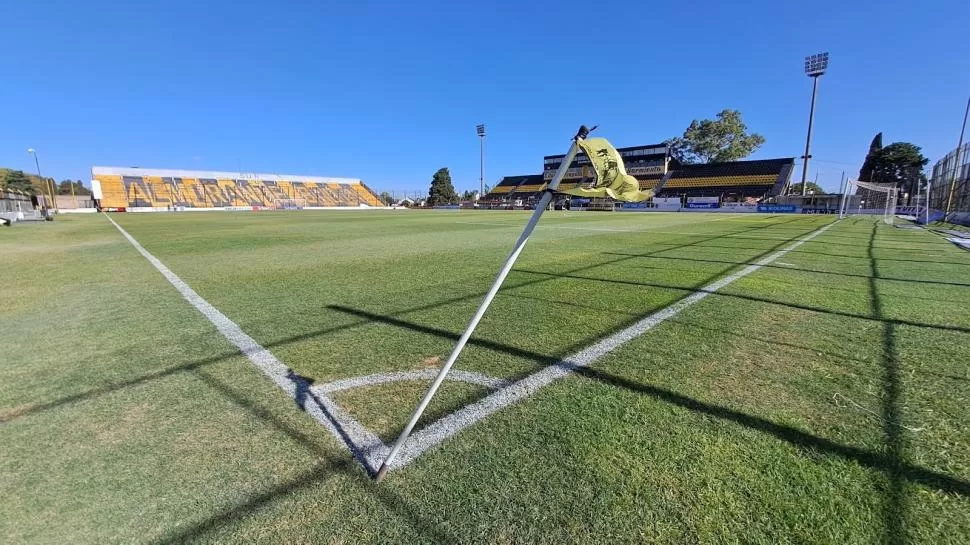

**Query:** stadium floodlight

left=477, top=124, right=486, bottom=199
left=799, top=52, right=830, bottom=197
left=804, top=52, right=829, bottom=76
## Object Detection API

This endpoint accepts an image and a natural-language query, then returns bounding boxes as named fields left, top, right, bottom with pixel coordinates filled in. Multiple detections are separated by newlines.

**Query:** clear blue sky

left=2, top=0, right=968, bottom=194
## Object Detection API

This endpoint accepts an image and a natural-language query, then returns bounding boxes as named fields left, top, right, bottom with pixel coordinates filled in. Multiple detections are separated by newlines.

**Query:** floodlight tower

left=477, top=124, right=486, bottom=199
left=800, top=52, right=829, bottom=196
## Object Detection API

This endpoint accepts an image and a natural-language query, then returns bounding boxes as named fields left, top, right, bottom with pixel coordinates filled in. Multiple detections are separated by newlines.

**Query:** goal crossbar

left=839, top=179, right=899, bottom=224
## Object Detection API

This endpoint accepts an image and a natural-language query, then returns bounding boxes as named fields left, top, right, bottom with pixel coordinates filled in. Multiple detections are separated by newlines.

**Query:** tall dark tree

left=1, top=170, right=36, bottom=194
left=858, top=132, right=883, bottom=182
left=868, top=142, right=929, bottom=201
left=666, top=109, right=766, bottom=164
left=427, top=168, right=458, bottom=206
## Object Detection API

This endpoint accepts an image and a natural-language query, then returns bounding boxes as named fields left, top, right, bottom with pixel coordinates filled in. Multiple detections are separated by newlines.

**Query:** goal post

left=840, top=179, right=898, bottom=224
left=274, top=198, right=306, bottom=210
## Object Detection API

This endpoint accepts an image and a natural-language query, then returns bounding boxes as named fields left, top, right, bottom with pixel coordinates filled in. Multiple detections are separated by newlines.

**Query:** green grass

left=2, top=210, right=969, bottom=544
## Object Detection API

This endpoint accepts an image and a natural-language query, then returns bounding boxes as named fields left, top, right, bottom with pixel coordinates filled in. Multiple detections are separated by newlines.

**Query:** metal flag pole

left=375, top=125, right=591, bottom=482
left=915, top=170, right=921, bottom=219
left=838, top=178, right=851, bottom=219
left=925, top=180, right=932, bottom=225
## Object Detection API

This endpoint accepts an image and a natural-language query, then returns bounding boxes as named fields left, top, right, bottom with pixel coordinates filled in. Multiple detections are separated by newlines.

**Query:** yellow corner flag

left=558, top=137, right=654, bottom=202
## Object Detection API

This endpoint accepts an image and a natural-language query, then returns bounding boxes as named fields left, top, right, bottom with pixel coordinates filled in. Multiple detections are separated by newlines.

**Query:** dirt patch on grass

left=0, top=404, right=35, bottom=422
left=422, top=356, right=442, bottom=368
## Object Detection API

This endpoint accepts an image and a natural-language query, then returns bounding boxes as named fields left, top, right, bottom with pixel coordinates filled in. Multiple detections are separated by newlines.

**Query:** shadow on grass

left=867, top=222, right=908, bottom=545
left=327, top=303, right=970, bottom=499
left=511, top=269, right=970, bottom=334
left=601, top=251, right=970, bottom=288
left=2, top=215, right=812, bottom=424
left=326, top=215, right=828, bottom=383
left=150, top=370, right=458, bottom=545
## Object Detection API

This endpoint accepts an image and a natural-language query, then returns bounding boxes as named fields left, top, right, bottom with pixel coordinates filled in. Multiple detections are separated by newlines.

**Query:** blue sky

left=2, top=0, right=968, bottom=194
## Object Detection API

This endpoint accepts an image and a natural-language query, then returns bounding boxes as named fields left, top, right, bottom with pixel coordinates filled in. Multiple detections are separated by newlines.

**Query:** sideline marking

left=107, top=213, right=835, bottom=474
left=389, top=220, right=837, bottom=468
left=105, top=215, right=388, bottom=472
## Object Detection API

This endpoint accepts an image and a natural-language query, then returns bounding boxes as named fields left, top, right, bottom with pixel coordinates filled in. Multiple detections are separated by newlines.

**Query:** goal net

left=840, top=180, right=898, bottom=224
left=275, top=198, right=306, bottom=210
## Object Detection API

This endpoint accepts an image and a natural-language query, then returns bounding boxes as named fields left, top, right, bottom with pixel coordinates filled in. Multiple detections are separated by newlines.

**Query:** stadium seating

left=655, top=159, right=794, bottom=198
left=482, top=175, right=546, bottom=201
left=93, top=174, right=384, bottom=209
left=663, top=174, right=777, bottom=189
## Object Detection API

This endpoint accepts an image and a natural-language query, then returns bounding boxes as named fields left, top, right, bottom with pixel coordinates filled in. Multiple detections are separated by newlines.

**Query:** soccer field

left=2, top=210, right=969, bottom=544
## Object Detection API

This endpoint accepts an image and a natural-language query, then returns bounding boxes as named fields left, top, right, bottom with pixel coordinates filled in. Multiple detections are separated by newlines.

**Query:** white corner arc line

left=314, top=370, right=511, bottom=394
left=389, top=220, right=838, bottom=469
left=104, top=215, right=387, bottom=473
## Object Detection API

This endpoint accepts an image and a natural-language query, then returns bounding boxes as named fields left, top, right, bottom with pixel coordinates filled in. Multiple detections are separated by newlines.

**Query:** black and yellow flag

left=558, top=137, right=653, bottom=202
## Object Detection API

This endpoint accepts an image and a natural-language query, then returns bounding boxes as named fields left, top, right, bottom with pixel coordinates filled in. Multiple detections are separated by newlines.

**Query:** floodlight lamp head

left=27, top=148, right=35, bottom=154
left=476, top=124, right=486, bottom=137
left=804, top=52, right=829, bottom=76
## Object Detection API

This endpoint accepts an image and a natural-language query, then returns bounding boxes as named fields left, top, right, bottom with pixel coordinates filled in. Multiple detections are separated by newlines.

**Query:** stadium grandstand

left=655, top=158, right=794, bottom=199
left=90, top=167, right=383, bottom=210
left=480, top=141, right=794, bottom=207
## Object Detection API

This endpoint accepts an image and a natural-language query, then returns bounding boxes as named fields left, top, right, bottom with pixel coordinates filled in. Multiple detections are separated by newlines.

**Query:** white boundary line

left=106, top=213, right=836, bottom=475
left=389, top=220, right=838, bottom=468
left=105, top=215, right=390, bottom=472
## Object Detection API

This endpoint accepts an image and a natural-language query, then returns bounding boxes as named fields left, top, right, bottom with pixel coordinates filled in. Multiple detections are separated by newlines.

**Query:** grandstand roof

left=91, top=166, right=360, bottom=185
left=495, top=174, right=544, bottom=187
left=665, top=158, right=795, bottom=179
left=544, top=143, right=668, bottom=163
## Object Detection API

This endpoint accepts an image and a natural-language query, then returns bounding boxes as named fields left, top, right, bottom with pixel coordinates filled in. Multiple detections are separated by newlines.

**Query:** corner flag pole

left=374, top=125, right=591, bottom=482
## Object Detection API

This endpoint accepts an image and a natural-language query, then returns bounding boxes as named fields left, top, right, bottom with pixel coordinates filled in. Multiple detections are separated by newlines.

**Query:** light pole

left=944, top=95, right=970, bottom=218
left=27, top=148, right=57, bottom=211
left=800, top=52, right=829, bottom=196
left=477, top=124, right=486, bottom=200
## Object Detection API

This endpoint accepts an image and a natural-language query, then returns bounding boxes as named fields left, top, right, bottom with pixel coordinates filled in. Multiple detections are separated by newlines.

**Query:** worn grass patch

left=333, top=380, right=490, bottom=443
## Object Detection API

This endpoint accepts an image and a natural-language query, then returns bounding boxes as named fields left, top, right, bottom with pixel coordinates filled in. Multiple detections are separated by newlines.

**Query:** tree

left=427, top=168, right=458, bottom=206
left=0, top=170, right=36, bottom=194
left=789, top=182, right=825, bottom=195
left=868, top=142, right=929, bottom=200
left=57, top=180, right=91, bottom=196
left=858, top=132, right=883, bottom=182
left=666, top=109, right=765, bottom=164
left=378, top=191, right=394, bottom=205
left=461, top=189, right=478, bottom=201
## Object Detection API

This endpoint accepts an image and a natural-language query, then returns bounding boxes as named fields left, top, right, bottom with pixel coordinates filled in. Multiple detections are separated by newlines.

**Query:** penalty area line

left=388, top=220, right=838, bottom=469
